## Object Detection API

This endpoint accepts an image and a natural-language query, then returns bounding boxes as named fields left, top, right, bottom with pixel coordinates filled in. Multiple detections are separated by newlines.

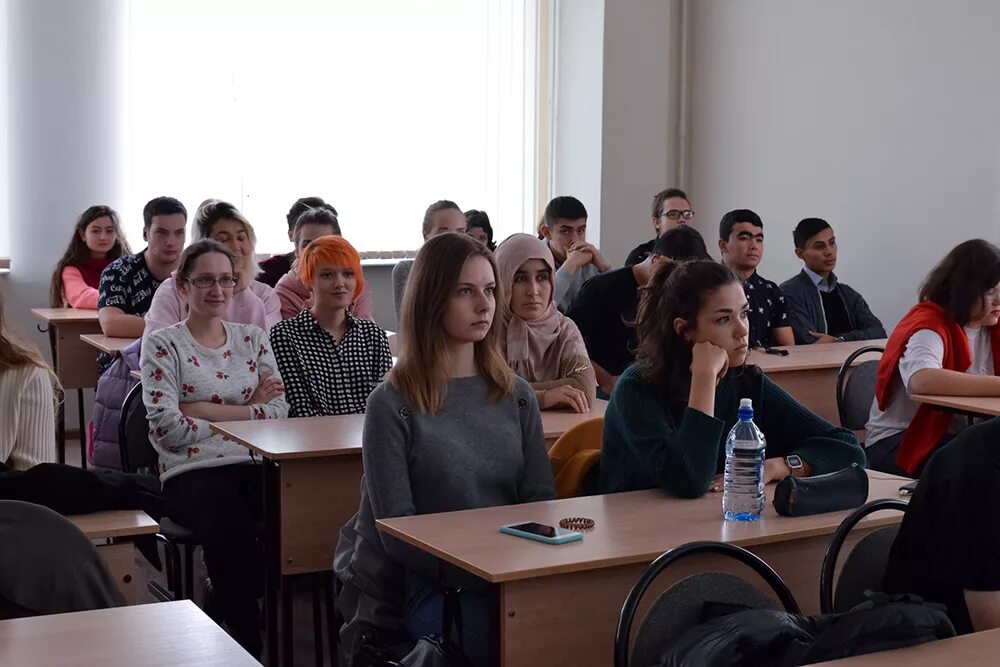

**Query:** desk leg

left=263, top=457, right=281, bottom=666
left=77, top=389, right=87, bottom=469
left=44, top=326, right=66, bottom=465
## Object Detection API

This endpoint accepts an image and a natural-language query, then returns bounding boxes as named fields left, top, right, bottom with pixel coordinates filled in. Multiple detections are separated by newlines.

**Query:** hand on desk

left=809, top=331, right=837, bottom=344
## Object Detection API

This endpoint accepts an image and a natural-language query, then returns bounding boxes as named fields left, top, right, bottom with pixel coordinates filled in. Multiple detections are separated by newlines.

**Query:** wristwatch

left=785, top=454, right=805, bottom=478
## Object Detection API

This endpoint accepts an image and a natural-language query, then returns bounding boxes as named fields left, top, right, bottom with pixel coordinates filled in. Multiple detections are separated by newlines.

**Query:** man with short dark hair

left=391, top=200, right=468, bottom=323
left=258, top=196, right=339, bottom=287
left=718, top=209, right=794, bottom=348
left=568, top=226, right=711, bottom=395
left=540, top=196, right=611, bottom=311
left=98, top=196, right=187, bottom=341
left=780, top=218, right=885, bottom=344
left=624, top=188, right=695, bottom=266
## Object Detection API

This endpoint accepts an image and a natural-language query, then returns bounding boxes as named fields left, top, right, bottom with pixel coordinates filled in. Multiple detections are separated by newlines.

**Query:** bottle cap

left=740, top=398, right=753, bottom=409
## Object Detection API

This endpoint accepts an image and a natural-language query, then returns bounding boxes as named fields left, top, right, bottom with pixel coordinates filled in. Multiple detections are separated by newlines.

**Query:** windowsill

left=0, top=257, right=10, bottom=273
left=256, top=251, right=417, bottom=268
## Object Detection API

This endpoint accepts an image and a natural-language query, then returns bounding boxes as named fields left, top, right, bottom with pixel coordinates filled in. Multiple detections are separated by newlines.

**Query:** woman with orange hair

left=269, top=235, right=393, bottom=417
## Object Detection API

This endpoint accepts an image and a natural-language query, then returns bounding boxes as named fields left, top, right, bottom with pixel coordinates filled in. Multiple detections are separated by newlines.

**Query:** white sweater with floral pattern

left=140, top=321, right=288, bottom=481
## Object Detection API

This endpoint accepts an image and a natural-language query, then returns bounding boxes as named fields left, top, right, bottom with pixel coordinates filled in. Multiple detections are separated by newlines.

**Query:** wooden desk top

left=805, top=627, right=1000, bottom=666
left=754, top=338, right=886, bottom=373
left=377, top=471, right=908, bottom=583
left=30, top=308, right=101, bottom=324
left=912, top=393, right=1000, bottom=417
left=0, top=600, right=260, bottom=666
left=210, top=399, right=608, bottom=461
left=79, top=333, right=136, bottom=355
left=68, top=510, right=159, bottom=540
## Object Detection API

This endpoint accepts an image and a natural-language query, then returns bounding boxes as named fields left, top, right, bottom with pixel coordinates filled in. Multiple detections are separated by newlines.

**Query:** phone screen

left=508, top=522, right=557, bottom=538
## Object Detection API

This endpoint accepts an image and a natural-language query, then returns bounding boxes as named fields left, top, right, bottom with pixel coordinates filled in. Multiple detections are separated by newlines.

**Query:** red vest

left=875, top=301, right=1000, bottom=473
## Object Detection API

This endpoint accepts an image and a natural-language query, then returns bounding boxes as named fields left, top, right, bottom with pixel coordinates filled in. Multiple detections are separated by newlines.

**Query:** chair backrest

left=615, top=541, right=801, bottom=667
left=548, top=417, right=604, bottom=498
left=836, top=346, right=885, bottom=431
left=117, top=381, right=159, bottom=475
left=819, top=498, right=908, bottom=614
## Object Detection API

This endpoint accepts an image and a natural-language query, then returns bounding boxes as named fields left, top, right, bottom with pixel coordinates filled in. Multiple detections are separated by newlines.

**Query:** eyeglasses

left=659, top=209, right=695, bottom=221
left=184, top=275, right=239, bottom=289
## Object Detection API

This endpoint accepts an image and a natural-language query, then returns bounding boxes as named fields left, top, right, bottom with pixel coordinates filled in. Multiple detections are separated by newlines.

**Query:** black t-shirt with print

left=96, top=250, right=163, bottom=373
left=883, top=419, right=1000, bottom=635
left=743, top=270, right=789, bottom=347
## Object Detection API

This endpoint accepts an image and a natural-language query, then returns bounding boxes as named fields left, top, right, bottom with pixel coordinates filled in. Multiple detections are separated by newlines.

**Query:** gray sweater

left=555, top=262, right=600, bottom=313
left=779, top=269, right=886, bottom=345
left=391, top=259, right=414, bottom=326
left=333, top=375, right=556, bottom=636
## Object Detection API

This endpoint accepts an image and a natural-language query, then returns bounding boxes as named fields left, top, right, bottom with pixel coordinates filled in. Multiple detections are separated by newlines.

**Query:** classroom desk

left=0, top=600, right=260, bottom=666
left=68, top=510, right=159, bottom=605
left=377, top=470, right=908, bottom=667
left=755, top=338, right=886, bottom=426
left=210, top=399, right=607, bottom=667
left=911, top=393, right=1000, bottom=418
left=79, top=333, right=136, bottom=356
left=31, top=308, right=103, bottom=467
left=804, top=627, right=1000, bottom=666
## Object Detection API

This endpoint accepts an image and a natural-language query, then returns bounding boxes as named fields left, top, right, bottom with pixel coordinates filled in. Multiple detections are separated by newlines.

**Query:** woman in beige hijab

left=495, top=234, right=596, bottom=412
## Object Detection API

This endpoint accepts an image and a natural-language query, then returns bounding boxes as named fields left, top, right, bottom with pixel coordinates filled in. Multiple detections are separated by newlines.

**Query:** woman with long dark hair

left=49, top=205, right=131, bottom=308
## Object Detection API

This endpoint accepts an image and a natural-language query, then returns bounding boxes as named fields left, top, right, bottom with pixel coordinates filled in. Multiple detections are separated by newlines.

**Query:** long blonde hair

left=0, top=291, right=60, bottom=392
left=390, top=233, right=515, bottom=414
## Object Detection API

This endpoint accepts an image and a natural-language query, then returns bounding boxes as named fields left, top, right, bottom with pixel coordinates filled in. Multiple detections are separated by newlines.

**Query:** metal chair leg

left=184, top=545, right=195, bottom=600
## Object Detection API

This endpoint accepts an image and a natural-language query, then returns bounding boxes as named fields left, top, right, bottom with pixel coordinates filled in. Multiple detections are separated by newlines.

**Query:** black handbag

left=398, top=587, right=473, bottom=667
left=772, top=463, right=868, bottom=517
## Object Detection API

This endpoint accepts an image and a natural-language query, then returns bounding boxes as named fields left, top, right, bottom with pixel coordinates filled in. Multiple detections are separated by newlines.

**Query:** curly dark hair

left=634, top=259, right=751, bottom=406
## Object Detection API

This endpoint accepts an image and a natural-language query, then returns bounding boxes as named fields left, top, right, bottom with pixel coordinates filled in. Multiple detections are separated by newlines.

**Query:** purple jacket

left=89, top=338, right=141, bottom=469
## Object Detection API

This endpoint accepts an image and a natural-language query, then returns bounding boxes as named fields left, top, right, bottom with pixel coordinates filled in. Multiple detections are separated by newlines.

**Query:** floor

left=67, top=437, right=333, bottom=666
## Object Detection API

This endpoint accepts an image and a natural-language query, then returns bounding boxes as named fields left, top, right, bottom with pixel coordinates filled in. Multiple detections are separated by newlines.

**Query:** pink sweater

left=61, top=266, right=100, bottom=309
left=142, top=275, right=282, bottom=339
left=274, top=270, right=374, bottom=321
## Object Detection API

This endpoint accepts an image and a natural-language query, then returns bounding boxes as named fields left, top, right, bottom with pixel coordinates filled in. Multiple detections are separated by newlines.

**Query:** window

left=125, top=0, right=543, bottom=255
left=0, top=0, right=9, bottom=262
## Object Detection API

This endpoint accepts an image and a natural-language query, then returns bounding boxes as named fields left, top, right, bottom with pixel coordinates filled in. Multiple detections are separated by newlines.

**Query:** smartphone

left=763, top=347, right=790, bottom=356
left=898, top=480, right=918, bottom=496
left=500, top=522, right=583, bottom=545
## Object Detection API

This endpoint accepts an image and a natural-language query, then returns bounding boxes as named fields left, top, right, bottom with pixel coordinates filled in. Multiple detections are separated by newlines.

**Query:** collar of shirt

left=305, top=308, right=357, bottom=337
left=803, top=267, right=838, bottom=293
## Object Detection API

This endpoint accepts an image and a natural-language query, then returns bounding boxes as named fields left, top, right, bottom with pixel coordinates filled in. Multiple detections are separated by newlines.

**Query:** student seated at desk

left=258, top=195, right=337, bottom=287
left=50, top=205, right=131, bottom=309
left=623, top=187, right=696, bottom=267
left=540, top=195, right=612, bottom=312
left=273, top=206, right=374, bottom=320
left=780, top=217, right=886, bottom=344
left=391, top=199, right=469, bottom=323
left=599, top=260, right=864, bottom=497
left=568, top=225, right=710, bottom=396
left=97, top=196, right=187, bottom=343
left=141, top=240, right=288, bottom=656
left=866, top=239, right=1000, bottom=477
left=465, top=209, right=496, bottom=251
left=494, top=233, right=596, bottom=413
left=0, top=292, right=58, bottom=470
left=334, top=233, right=556, bottom=667
left=270, top=235, right=392, bottom=417
left=143, top=199, right=280, bottom=338
left=718, top=209, right=794, bottom=348
left=883, top=418, right=1000, bottom=635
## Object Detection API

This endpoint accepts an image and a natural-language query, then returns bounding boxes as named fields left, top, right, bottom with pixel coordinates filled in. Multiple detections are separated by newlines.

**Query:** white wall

left=599, top=0, right=681, bottom=266
left=551, top=0, right=605, bottom=237
left=688, top=0, right=1000, bottom=330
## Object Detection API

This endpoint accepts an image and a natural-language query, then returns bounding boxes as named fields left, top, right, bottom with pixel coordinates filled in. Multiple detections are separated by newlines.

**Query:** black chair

left=819, top=498, right=909, bottom=614
left=614, top=541, right=801, bottom=667
left=836, top=345, right=885, bottom=435
left=118, top=381, right=198, bottom=603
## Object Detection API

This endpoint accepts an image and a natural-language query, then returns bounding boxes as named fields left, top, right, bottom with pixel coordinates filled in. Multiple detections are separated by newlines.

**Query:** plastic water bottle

left=723, top=398, right=766, bottom=521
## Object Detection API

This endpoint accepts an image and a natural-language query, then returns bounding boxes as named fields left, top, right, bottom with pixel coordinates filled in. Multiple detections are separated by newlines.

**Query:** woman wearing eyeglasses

left=143, top=199, right=281, bottom=339
left=140, top=239, right=288, bottom=657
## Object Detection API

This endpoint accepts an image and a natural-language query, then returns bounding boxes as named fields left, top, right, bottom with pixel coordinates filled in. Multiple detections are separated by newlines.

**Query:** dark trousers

left=406, top=572, right=493, bottom=667
left=163, top=464, right=263, bottom=655
left=866, top=430, right=956, bottom=479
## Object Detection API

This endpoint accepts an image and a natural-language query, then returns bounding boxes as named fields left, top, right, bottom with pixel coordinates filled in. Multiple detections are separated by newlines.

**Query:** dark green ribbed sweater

left=599, top=365, right=865, bottom=498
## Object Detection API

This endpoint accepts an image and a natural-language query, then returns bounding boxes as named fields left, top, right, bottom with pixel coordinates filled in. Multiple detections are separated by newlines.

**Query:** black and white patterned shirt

left=97, top=250, right=163, bottom=372
left=269, top=309, right=393, bottom=418
left=743, top=270, right=789, bottom=348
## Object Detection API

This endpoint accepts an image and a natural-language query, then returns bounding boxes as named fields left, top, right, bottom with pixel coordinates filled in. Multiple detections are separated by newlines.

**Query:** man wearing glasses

left=624, top=188, right=695, bottom=267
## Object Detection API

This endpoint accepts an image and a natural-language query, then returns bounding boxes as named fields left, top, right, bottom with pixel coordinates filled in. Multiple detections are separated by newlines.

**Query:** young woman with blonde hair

left=334, top=233, right=556, bottom=666
left=0, top=291, right=58, bottom=470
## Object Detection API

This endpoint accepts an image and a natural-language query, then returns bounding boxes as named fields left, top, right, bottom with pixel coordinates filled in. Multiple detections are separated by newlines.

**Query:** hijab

left=494, top=234, right=588, bottom=382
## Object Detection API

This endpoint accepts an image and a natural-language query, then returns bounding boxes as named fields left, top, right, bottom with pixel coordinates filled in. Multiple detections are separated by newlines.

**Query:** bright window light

left=125, top=0, right=540, bottom=256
